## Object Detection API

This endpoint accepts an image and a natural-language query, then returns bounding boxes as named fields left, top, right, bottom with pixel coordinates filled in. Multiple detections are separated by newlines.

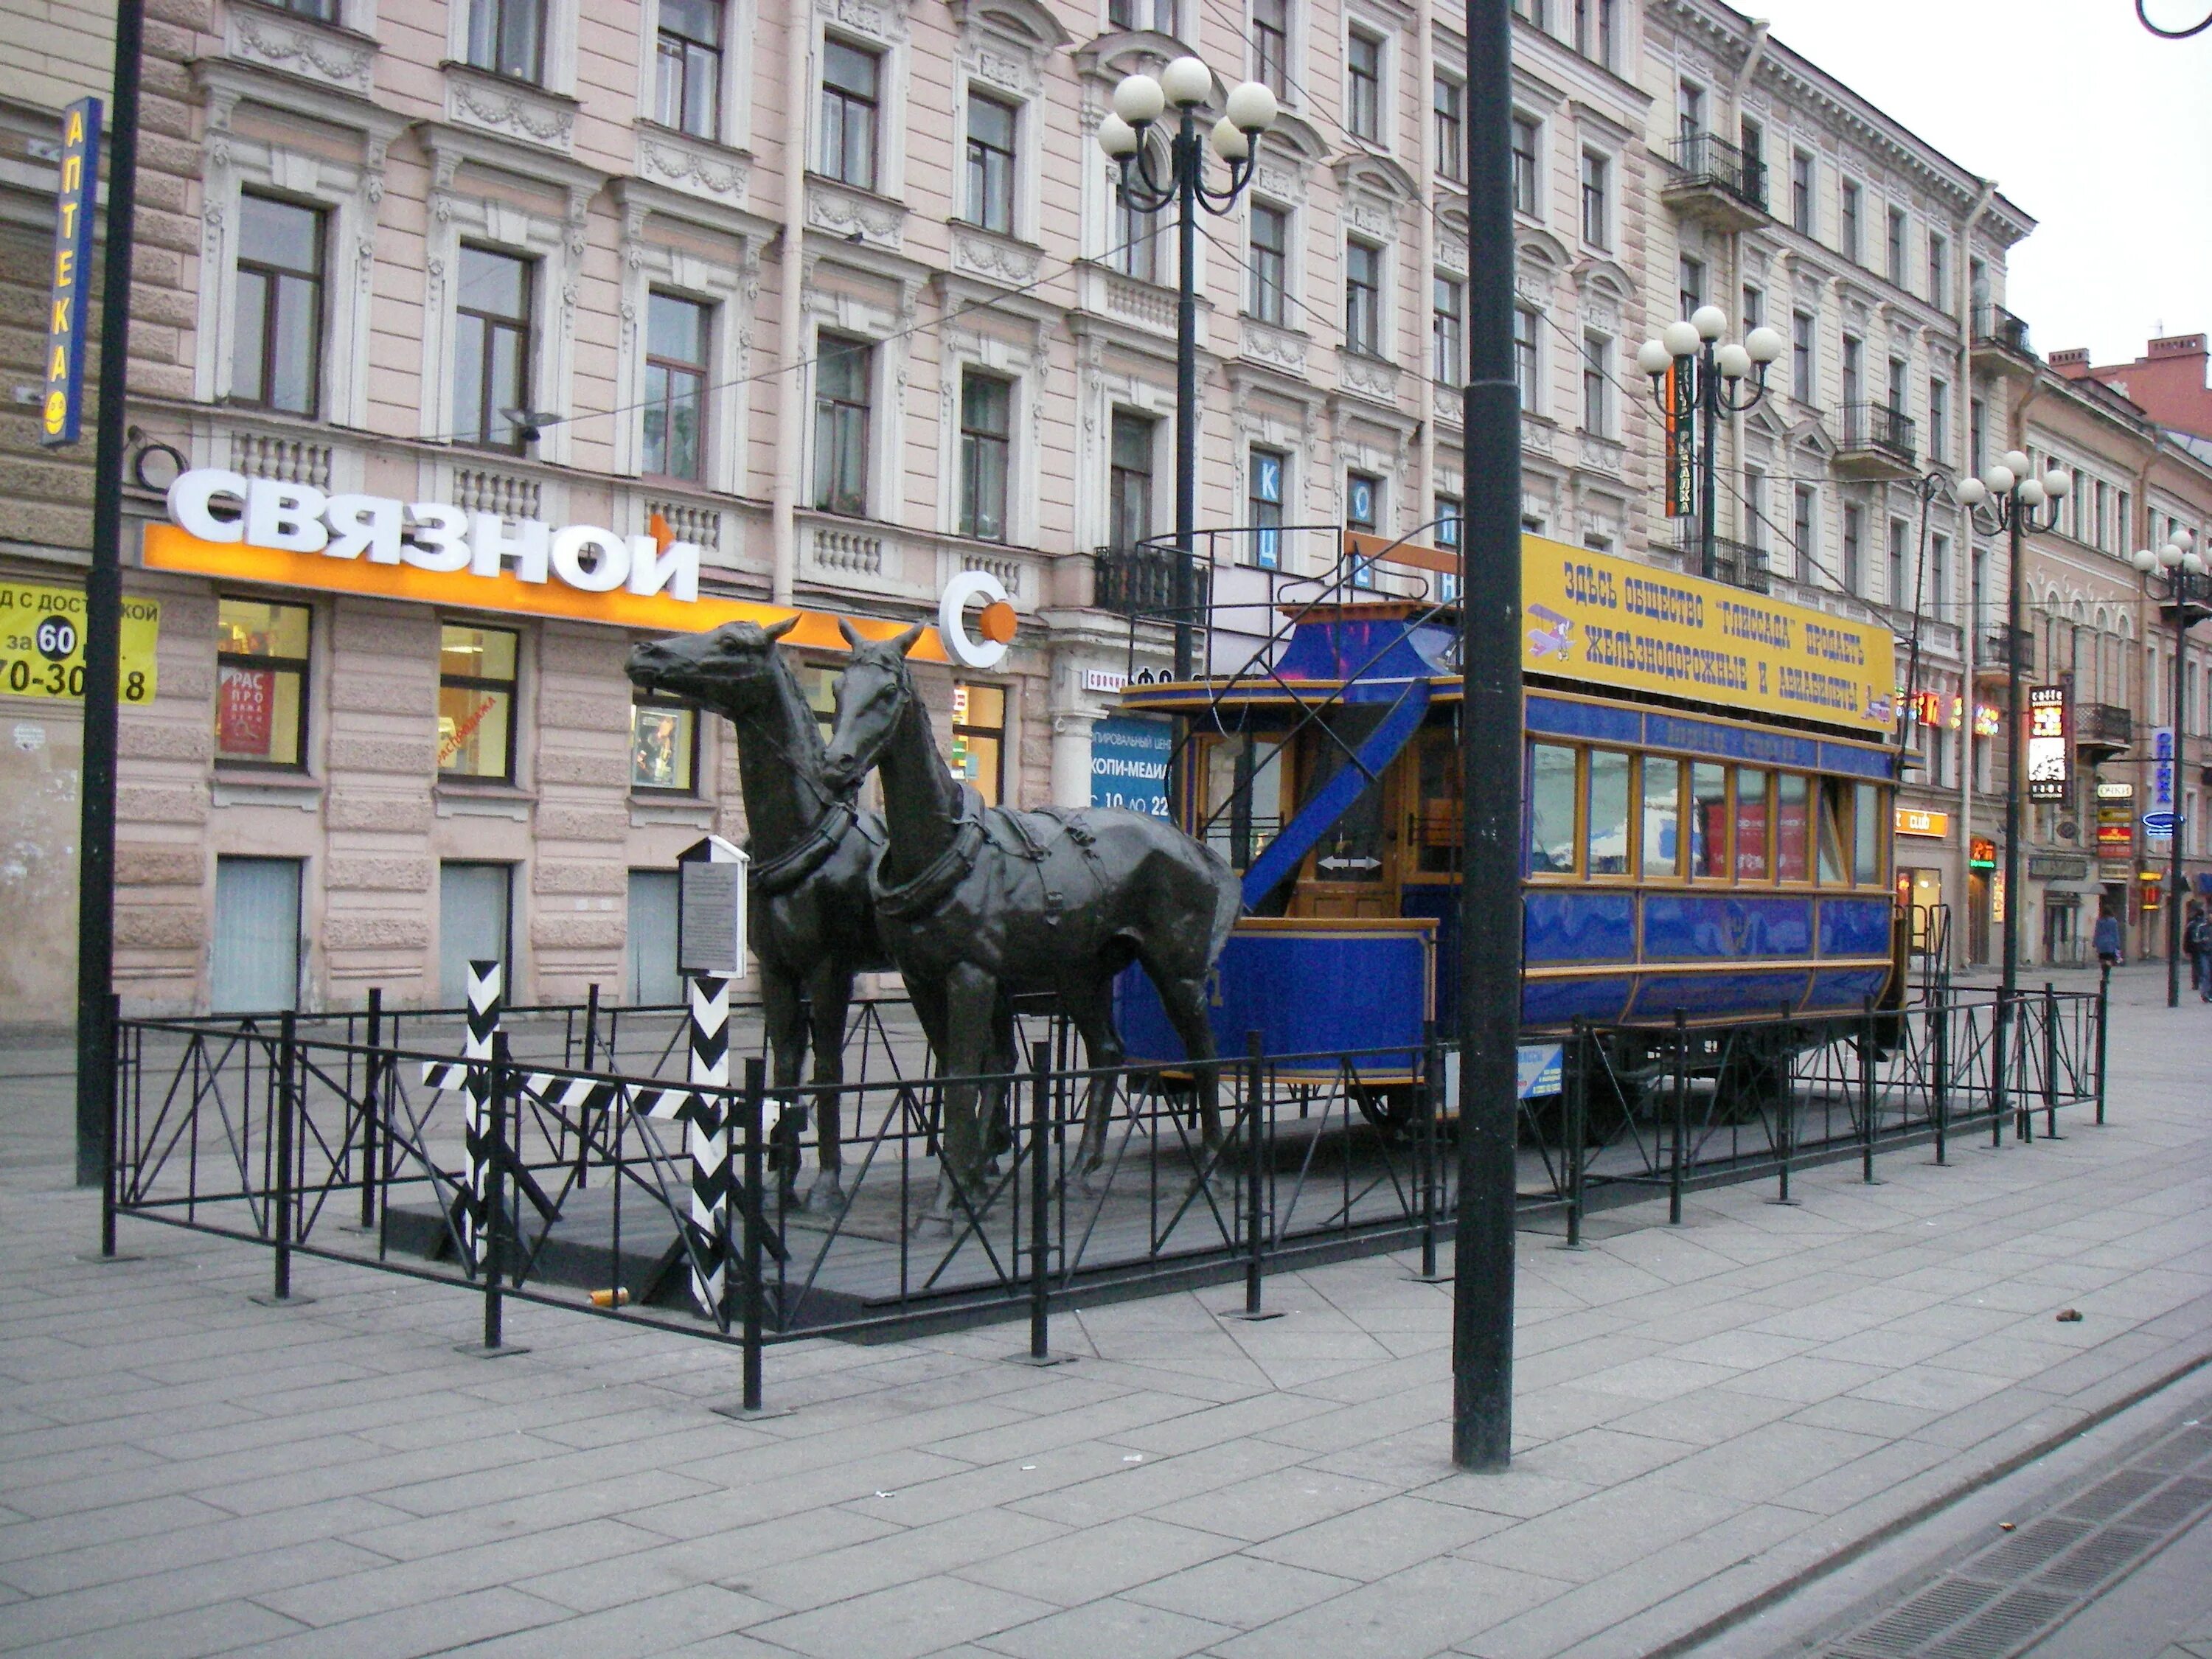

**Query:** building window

left=1254, top=0, right=1289, bottom=97
left=1512, top=305, right=1539, bottom=410
left=1928, top=376, right=1950, bottom=461
left=812, top=333, right=871, bottom=516
left=820, top=38, right=881, bottom=191
left=1927, top=231, right=1949, bottom=305
left=631, top=695, right=698, bottom=792
left=1790, top=310, right=1815, bottom=403
left=1887, top=354, right=1908, bottom=415
left=1741, top=282, right=1763, bottom=333
left=654, top=0, right=723, bottom=139
left=964, top=91, right=1018, bottom=234
left=1433, top=274, right=1464, bottom=385
left=1438, top=80, right=1467, bottom=184
left=452, top=246, right=532, bottom=451
left=1347, top=470, right=1380, bottom=588
left=1346, top=29, right=1382, bottom=142
left=1792, top=484, right=1815, bottom=582
left=1579, top=150, right=1609, bottom=248
left=1581, top=332, right=1610, bottom=436
left=1509, top=114, right=1537, bottom=213
left=1841, top=334, right=1863, bottom=408
left=1969, top=395, right=1986, bottom=474
left=216, top=599, right=311, bottom=768
left=212, top=857, right=302, bottom=1013
left=231, top=195, right=324, bottom=416
left=950, top=682, right=1006, bottom=807
left=958, top=371, right=1012, bottom=542
left=271, top=0, right=337, bottom=16
left=643, top=292, right=708, bottom=480
left=439, top=862, right=512, bottom=1006
left=1888, top=517, right=1910, bottom=608
left=1790, top=150, right=1814, bottom=234
left=1344, top=238, right=1382, bottom=355
left=1435, top=493, right=1461, bottom=602
left=1886, top=206, right=1908, bottom=287
left=627, top=869, right=680, bottom=1004
left=1249, top=202, right=1287, bottom=324
left=1248, top=447, right=1285, bottom=569
left=1842, top=502, right=1864, bottom=594
left=1840, top=180, right=1862, bottom=263
left=1743, top=465, right=1767, bottom=554
left=1738, top=114, right=1763, bottom=175
left=1112, top=177, right=1161, bottom=281
left=2094, top=479, right=2110, bottom=551
left=1571, top=0, right=1615, bottom=65
left=465, top=0, right=543, bottom=80
left=1676, top=80, right=1705, bottom=147
left=1678, top=254, right=1705, bottom=320
left=438, top=624, right=519, bottom=782
left=1108, top=0, right=1176, bottom=29
left=1109, top=411, right=1155, bottom=550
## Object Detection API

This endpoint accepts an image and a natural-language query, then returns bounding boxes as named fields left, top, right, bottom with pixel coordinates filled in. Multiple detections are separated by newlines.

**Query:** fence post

left=1859, top=995, right=1879, bottom=1184
left=577, top=981, right=602, bottom=1189
left=2042, top=981, right=2060, bottom=1141
left=1234, top=1030, right=1281, bottom=1321
left=1770, top=1002, right=1798, bottom=1206
left=478, top=1032, right=512, bottom=1352
left=1991, top=982, right=2006, bottom=1147
left=1565, top=1022, right=1586, bottom=1250
left=1414, top=1025, right=1444, bottom=1281
left=358, top=987, right=382, bottom=1228
left=742, top=1055, right=767, bottom=1411
left=1020, top=1040, right=1064, bottom=1363
left=2094, top=965, right=2110, bottom=1127
left=102, top=992, right=122, bottom=1259
left=1931, top=987, right=1950, bottom=1166
left=1669, top=1010, right=1688, bottom=1225
left=265, top=1011, right=299, bottom=1303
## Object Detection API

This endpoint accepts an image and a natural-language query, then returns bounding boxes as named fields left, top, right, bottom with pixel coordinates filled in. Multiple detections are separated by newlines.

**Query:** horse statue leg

left=925, top=961, right=999, bottom=1233
left=1151, top=969, right=1228, bottom=1189
left=803, top=959, right=854, bottom=1211
left=759, top=967, right=811, bottom=1207
left=1057, top=978, right=1124, bottom=1194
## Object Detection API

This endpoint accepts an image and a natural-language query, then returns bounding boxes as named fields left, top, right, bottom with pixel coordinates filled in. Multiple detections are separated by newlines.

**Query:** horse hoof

left=912, top=1212, right=953, bottom=1241
left=805, top=1174, right=847, bottom=1213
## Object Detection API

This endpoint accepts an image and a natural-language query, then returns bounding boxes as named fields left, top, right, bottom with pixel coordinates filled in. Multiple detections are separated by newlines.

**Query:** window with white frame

left=1843, top=501, right=1864, bottom=593
left=1249, top=202, right=1288, bottom=324
left=1791, top=309, right=1815, bottom=402
left=813, top=333, right=872, bottom=515
left=1886, top=206, right=1907, bottom=288
left=466, top=0, right=545, bottom=80
left=1580, top=331, right=1610, bottom=436
left=1432, top=273, right=1464, bottom=385
left=959, top=371, right=1012, bottom=542
left=453, top=246, right=533, bottom=451
left=1345, top=238, right=1382, bottom=355
left=1678, top=253, right=1705, bottom=319
left=1509, top=114, right=1537, bottom=214
left=964, top=91, right=1018, bottom=234
left=1248, top=447, right=1285, bottom=568
left=1928, top=376, right=1950, bottom=460
left=1109, top=411, right=1155, bottom=550
left=1926, top=230, right=1948, bottom=306
left=1347, top=469, right=1382, bottom=588
left=232, top=194, right=324, bottom=417
left=1436, top=77, right=1465, bottom=183
left=1112, top=161, right=1164, bottom=280
left=655, top=0, right=723, bottom=137
left=1434, top=493, right=1461, bottom=600
left=1253, top=0, right=1290, bottom=97
left=1108, top=0, right=1178, bottom=31
left=1579, top=149, right=1608, bottom=248
left=1792, top=484, right=1816, bottom=582
left=1790, top=149, right=1814, bottom=235
left=642, top=292, right=708, bottom=480
left=1840, top=179, right=1863, bottom=264
left=1346, top=29, right=1382, bottom=142
left=820, top=38, right=881, bottom=190
left=1512, top=305, right=1539, bottom=411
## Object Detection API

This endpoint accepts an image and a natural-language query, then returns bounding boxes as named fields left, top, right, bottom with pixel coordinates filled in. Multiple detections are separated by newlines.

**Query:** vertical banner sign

left=2025, top=684, right=2070, bottom=803
left=1664, top=366, right=1696, bottom=518
left=2152, top=726, right=2175, bottom=813
left=42, top=98, right=101, bottom=448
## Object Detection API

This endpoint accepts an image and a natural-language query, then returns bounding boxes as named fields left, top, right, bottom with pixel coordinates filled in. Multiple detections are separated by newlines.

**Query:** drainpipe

left=1723, top=21, right=1769, bottom=558
left=768, top=8, right=813, bottom=606
left=1957, top=177, right=1994, bottom=970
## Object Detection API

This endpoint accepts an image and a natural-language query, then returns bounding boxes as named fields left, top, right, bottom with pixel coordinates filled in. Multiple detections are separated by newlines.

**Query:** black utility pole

left=1453, top=0, right=1523, bottom=1473
left=76, top=0, right=145, bottom=1187
left=1172, top=111, right=1198, bottom=682
left=2145, top=564, right=2210, bottom=1006
left=1997, top=502, right=2024, bottom=1133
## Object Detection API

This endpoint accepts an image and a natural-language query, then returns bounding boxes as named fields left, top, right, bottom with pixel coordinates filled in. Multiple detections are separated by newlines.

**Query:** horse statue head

left=819, top=619, right=927, bottom=796
left=625, top=615, right=801, bottom=725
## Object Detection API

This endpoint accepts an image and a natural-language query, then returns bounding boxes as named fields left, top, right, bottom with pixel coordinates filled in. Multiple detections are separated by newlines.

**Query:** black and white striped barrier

left=677, top=974, right=731, bottom=1319
left=459, top=961, right=501, bottom=1271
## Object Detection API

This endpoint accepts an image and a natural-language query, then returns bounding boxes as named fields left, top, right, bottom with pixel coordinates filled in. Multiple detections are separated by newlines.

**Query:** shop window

left=465, top=0, right=544, bottom=81
left=1689, top=763, right=1728, bottom=879
left=438, top=624, right=518, bottom=781
left=950, top=681, right=1006, bottom=807
left=231, top=194, right=324, bottom=416
left=964, top=91, right=1018, bottom=234
left=820, top=37, right=882, bottom=191
left=1775, top=772, right=1810, bottom=881
left=644, top=291, right=709, bottom=481
left=1733, top=768, right=1770, bottom=880
left=439, top=861, right=512, bottom=1006
left=630, top=695, right=697, bottom=792
left=812, top=333, right=872, bottom=515
left=959, top=371, right=1012, bottom=542
left=1527, top=742, right=1576, bottom=874
left=453, top=246, right=532, bottom=451
left=211, top=857, right=301, bottom=1013
left=216, top=599, right=311, bottom=768
left=1641, top=757, right=1682, bottom=877
left=1585, top=748, right=1630, bottom=875
left=655, top=0, right=724, bottom=139
left=627, top=869, right=681, bottom=1004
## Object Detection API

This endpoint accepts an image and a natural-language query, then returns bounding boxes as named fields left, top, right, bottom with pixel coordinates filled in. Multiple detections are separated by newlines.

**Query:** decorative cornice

left=225, top=0, right=376, bottom=96
left=442, top=63, right=578, bottom=155
left=949, top=228, right=1043, bottom=288
left=634, top=123, right=751, bottom=210
left=805, top=176, right=906, bottom=251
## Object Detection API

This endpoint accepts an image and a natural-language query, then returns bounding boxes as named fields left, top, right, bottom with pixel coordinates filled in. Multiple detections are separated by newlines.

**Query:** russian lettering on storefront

left=0, top=580, right=159, bottom=703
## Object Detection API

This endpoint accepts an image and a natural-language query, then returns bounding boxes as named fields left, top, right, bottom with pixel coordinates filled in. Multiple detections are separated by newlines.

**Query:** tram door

left=1287, top=709, right=1402, bottom=918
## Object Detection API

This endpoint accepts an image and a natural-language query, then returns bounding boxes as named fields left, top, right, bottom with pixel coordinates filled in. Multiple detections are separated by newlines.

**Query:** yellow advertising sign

left=0, top=582, right=160, bottom=704
left=1520, top=536, right=1896, bottom=734
left=141, top=524, right=949, bottom=662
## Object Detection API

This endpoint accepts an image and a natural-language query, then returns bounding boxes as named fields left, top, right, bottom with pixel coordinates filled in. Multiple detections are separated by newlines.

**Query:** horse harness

left=872, top=786, right=1107, bottom=928
left=747, top=796, right=881, bottom=898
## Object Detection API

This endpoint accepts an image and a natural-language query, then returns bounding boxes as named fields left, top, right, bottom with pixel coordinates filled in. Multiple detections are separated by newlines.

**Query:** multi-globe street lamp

left=1635, top=307, right=1784, bottom=582
left=2128, top=532, right=2211, bottom=1008
left=1096, top=60, right=1278, bottom=680
left=1958, top=451, right=2070, bottom=1138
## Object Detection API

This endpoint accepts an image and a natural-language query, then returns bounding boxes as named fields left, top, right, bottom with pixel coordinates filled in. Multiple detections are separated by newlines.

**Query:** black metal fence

left=104, top=981, right=2104, bottom=1406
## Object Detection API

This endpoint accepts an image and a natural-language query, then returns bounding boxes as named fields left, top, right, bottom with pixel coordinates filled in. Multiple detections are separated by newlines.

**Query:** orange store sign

left=145, top=469, right=947, bottom=660
left=1893, top=808, right=1950, bottom=838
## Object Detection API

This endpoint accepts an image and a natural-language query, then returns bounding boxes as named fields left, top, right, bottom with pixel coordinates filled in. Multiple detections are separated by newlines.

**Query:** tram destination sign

left=1520, top=537, right=1896, bottom=735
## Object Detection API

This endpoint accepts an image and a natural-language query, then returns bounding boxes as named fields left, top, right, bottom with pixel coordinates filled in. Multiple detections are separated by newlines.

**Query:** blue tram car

left=1114, top=533, right=1906, bottom=1082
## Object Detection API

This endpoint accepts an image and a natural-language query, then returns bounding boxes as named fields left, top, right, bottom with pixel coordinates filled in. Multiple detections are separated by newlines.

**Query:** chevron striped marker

left=679, top=975, right=731, bottom=1319
left=459, top=961, right=503, bottom=1271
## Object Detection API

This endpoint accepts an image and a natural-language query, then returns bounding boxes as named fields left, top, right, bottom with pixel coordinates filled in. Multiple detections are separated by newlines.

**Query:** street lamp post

left=1636, top=309, right=1784, bottom=582
left=1958, top=452, right=2070, bottom=1138
left=1097, top=61, right=1277, bottom=681
left=2128, top=532, right=2211, bottom=1007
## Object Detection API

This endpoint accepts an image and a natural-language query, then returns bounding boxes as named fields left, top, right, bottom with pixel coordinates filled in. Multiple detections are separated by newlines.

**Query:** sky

left=1746, top=0, right=2212, bottom=366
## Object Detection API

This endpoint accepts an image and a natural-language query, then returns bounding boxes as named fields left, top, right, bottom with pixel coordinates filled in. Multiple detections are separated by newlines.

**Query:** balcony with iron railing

left=2075, top=702, right=2132, bottom=759
left=1093, top=543, right=1208, bottom=621
left=1672, top=521, right=1771, bottom=593
left=1661, top=131, right=1767, bottom=231
left=1971, top=304, right=2036, bottom=376
left=1974, top=625, right=2035, bottom=680
left=1832, top=402, right=1919, bottom=479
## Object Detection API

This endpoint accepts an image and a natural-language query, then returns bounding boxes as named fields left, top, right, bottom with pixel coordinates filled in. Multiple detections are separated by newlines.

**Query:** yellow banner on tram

left=1519, top=536, right=1895, bottom=735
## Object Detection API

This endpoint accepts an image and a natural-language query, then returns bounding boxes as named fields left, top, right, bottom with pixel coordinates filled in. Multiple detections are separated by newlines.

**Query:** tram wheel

left=1352, top=1085, right=1421, bottom=1137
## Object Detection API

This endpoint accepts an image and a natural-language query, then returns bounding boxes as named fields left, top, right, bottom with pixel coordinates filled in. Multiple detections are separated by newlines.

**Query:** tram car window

left=1777, top=773, right=1811, bottom=882
left=1690, top=764, right=1728, bottom=880
left=1642, top=758, right=1683, bottom=879
left=1585, top=750, right=1632, bottom=876
left=1734, top=769, right=1770, bottom=882
left=1528, top=743, right=1576, bottom=874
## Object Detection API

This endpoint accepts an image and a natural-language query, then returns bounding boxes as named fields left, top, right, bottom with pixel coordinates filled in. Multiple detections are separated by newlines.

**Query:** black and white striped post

left=681, top=973, right=731, bottom=1321
left=459, top=960, right=504, bottom=1273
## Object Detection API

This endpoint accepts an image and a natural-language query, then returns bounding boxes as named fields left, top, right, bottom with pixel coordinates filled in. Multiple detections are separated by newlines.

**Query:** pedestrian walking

left=2185, top=902, right=2212, bottom=1004
left=2093, top=905, right=2123, bottom=972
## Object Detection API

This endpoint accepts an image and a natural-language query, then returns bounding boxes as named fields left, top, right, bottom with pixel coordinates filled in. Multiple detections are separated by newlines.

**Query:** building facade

left=0, top=0, right=2065, bottom=1015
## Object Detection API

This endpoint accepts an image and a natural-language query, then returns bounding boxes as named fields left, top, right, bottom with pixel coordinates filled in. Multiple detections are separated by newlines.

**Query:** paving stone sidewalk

left=3, top=968, right=2209, bottom=1659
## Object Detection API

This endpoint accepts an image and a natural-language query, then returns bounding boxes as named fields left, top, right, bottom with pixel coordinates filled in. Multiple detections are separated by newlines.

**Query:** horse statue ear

left=892, top=622, right=925, bottom=656
left=763, top=615, right=799, bottom=643
left=838, top=617, right=865, bottom=649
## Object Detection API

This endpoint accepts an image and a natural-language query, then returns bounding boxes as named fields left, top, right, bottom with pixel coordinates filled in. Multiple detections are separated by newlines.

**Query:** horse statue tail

left=1203, top=845, right=1242, bottom=969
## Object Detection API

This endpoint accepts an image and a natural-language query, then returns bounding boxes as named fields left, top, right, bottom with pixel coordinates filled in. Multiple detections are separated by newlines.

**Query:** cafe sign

left=145, top=469, right=949, bottom=659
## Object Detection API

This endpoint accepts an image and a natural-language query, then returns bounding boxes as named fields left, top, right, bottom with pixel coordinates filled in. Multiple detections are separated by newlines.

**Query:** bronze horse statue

left=820, top=622, right=1241, bottom=1219
left=626, top=618, right=888, bottom=1211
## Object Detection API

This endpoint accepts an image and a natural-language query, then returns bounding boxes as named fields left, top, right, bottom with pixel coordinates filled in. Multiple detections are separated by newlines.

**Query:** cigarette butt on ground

left=590, top=1288, right=630, bottom=1309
